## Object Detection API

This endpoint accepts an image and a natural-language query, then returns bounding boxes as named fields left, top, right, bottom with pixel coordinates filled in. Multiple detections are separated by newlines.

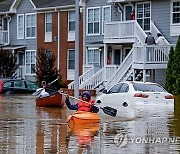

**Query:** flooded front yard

left=0, top=94, right=180, bottom=154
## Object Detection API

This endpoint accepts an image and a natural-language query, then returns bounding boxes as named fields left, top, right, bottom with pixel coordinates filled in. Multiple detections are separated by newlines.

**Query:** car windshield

left=133, top=83, right=166, bottom=92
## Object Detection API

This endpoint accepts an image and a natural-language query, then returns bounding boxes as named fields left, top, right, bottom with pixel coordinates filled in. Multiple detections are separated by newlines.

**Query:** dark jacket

left=65, top=98, right=99, bottom=113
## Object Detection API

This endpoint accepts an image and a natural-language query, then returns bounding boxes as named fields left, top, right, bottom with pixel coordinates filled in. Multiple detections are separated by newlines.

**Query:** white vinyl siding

left=102, top=6, right=111, bottom=34
left=17, top=14, right=24, bottom=39
left=68, top=11, right=75, bottom=41
left=25, top=13, right=36, bottom=38
left=45, top=13, right=52, bottom=42
left=87, top=7, right=100, bottom=35
left=171, top=0, right=180, bottom=36
left=136, top=2, right=151, bottom=31
left=25, top=50, right=36, bottom=75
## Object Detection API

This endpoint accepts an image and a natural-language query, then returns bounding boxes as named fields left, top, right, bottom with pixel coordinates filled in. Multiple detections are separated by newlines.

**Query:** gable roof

left=32, top=0, right=75, bottom=9
left=0, top=0, right=14, bottom=13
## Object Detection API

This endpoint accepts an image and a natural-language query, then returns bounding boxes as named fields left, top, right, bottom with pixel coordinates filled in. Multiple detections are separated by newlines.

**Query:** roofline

left=0, top=11, right=16, bottom=15
left=10, top=0, right=36, bottom=11
left=35, top=4, right=75, bottom=11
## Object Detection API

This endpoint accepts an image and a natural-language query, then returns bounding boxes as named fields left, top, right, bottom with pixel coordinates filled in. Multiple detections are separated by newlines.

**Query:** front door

left=124, top=5, right=133, bottom=21
left=114, top=49, right=121, bottom=65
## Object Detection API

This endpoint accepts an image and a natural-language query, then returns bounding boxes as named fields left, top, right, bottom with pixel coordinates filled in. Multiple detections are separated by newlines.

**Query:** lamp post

left=74, top=0, right=79, bottom=100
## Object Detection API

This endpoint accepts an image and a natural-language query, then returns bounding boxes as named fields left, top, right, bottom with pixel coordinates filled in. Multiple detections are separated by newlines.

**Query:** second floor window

left=172, top=1, right=180, bottom=24
left=136, top=2, right=151, bottom=31
left=68, top=11, right=75, bottom=31
left=45, top=13, right=52, bottom=33
left=17, top=14, right=24, bottom=39
left=87, top=7, right=100, bottom=35
left=26, top=13, right=36, bottom=38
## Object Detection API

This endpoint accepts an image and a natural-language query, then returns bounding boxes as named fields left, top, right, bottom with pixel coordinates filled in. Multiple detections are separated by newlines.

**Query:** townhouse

left=0, top=0, right=83, bottom=86
left=68, top=0, right=180, bottom=90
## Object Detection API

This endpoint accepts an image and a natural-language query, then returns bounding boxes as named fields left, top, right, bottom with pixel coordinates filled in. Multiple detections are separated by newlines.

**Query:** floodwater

left=0, top=94, right=180, bottom=154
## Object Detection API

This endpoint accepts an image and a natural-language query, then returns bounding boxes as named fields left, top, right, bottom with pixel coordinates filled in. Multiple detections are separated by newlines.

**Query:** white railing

left=79, top=65, right=117, bottom=89
left=104, top=21, right=135, bottom=39
left=151, top=22, right=169, bottom=45
left=106, top=49, right=133, bottom=89
left=133, top=45, right=171, bottom=64
left=68, top=67, right=94, bottom=89
left=104, top=21, right=147, bottom=45
left=0, top=30, right=9, bottom=45
left=134, top=21, right=147, bottom=45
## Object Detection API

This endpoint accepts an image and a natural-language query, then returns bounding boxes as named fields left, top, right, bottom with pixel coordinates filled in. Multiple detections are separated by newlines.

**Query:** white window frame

left=170, top=0, right=180, bottom=36
left=68, top=11, right=75, bottom=41
left=17, top=14, right=24, bottom=39
left=25, top=50, right=36, bottom=75
left=136, top=1, right=151, bottom=31
left=102, top=5, right=111, bottom=35
left=67, top=49, right=75, bottom=80
left=86, top=48, right=100, bottom=65
left=25, top=13, right=36, bottom=39
left=67, top=49, right=75, bottom=70
left=86, top=7, right=100, bottom=36
left=45, top=13, right=52, bottom=42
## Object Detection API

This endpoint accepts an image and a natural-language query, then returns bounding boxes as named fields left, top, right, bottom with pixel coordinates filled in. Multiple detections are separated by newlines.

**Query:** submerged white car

left=96, top=81, right=174, bottom=117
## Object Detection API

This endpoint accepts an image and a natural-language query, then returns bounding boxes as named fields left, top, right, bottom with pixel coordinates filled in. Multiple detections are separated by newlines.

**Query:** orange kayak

left=36, top=93, right=64, bottom=107
left=67, top=111, right=100, bottom=126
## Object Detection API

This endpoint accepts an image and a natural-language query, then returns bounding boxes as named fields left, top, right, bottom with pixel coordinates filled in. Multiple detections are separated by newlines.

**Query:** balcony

left=104, top=20, right=146, bottom=44
left=0, top=30, right=9, bottom=45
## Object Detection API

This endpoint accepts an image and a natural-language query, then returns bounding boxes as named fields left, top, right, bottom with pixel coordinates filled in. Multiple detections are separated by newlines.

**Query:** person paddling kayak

left=65, top=91, right=99, bottom=113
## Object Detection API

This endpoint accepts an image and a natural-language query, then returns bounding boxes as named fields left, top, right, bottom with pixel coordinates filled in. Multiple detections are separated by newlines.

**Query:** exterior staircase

left=68, top=20, right=171, bottom=91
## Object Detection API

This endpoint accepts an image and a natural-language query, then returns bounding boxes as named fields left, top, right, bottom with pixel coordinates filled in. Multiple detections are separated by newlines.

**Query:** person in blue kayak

left=65, top=91, right=99, bottom=113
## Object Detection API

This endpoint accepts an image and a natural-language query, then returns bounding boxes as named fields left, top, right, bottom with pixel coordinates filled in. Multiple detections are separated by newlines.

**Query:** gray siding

left=155, top=69, right=166, bottom=87
left=9, top=0, right=37, bottom=50
left=151, top=0, right=178, bottom=44
left=85, top=0, right=121, bottom=45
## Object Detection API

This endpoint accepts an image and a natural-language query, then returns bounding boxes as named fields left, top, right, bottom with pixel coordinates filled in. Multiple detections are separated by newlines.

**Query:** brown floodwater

left=0, top=94, right=180, bottom=154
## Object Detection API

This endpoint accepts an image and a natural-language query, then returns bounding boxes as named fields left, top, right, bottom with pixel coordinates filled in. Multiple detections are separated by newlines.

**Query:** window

left=172, top=1, right=180, bottom=24
left=87, top=7, right=100, bottom=35
left=136, top=2, right=151, bottom=31
left=14, top=80, right=25, bottom=88
left=68, top=49, right=75, bottom=69
left=25, top=13, right=36, bottom=38
left=45, top=13, right=52, bottom=33
left=17, top=14, right=24, bottom=39
left=119, top=83, right=129, bottom=93
left=68, top=11, right=75, bottom=31
left=87, top=48, right=100, bottom=64
left=108, top=83, right=123, bottom=93
left=25, top=50, right=36, bottom=74
left=102, top=6, right=111, bottom=34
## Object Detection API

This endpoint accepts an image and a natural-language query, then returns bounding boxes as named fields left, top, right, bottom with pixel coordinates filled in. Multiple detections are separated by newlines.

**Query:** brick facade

left=37, top=10, right=83, bottom=87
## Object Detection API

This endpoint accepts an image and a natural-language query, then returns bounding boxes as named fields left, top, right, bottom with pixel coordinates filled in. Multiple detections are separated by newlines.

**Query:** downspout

left=6, top=14, right=11, bottom=45
left=56, top=9, right=60, bottom=71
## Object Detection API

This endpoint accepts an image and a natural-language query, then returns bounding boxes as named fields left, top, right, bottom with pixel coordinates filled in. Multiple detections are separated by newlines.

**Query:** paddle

left=57, top=91, right=117, bottom=117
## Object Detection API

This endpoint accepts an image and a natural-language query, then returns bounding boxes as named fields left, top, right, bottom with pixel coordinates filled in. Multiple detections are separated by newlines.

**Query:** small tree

left=36, top=48, right=63, bottom=89
left=172, top=36, right=180, bottom=94
left=165, top=46, right=175, bottom=93
left=0, top=49, right=18, bottom=78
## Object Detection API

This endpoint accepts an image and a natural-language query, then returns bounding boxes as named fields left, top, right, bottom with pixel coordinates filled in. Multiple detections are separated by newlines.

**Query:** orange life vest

left=78, top=100, right=95, bottom=112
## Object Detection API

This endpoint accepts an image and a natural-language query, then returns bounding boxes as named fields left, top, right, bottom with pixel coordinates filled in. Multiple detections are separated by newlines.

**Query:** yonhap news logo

left=114, top=133, right=180, bottom=148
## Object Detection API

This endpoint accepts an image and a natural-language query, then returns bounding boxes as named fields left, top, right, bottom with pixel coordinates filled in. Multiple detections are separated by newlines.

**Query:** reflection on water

left=0, top=94, right=180, bottom=154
